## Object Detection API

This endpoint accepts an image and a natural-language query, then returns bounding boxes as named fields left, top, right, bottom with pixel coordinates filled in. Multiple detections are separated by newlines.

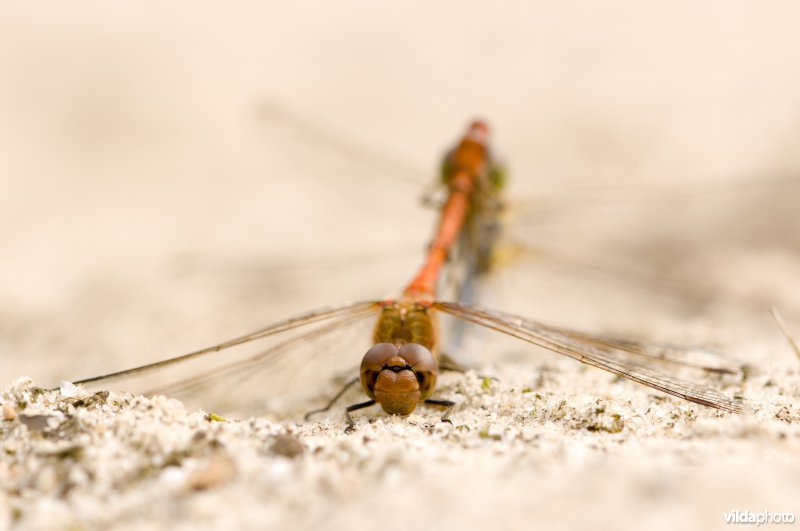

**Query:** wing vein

left=435, top=302, right=742, bottom=413
left=66, top=300, right=379, bottom=387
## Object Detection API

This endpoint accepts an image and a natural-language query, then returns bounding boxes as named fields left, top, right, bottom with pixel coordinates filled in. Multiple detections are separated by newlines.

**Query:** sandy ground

left=2, top=2, right=800, bottom=530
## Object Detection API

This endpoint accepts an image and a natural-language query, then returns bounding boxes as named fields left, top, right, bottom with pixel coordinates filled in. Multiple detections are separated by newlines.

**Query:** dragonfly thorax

left=372, top=301, right=437, bottom=351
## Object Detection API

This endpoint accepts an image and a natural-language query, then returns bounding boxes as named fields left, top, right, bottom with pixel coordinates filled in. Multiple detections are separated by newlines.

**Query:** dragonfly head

left=466, top=120, right=490, bottom=144
left=360, top=343, right=438, bottom=416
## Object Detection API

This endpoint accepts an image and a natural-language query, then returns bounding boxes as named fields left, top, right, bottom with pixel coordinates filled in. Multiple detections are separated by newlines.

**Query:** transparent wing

left=434, top=301, right=743, bottom=413
left=65, top=300, right=380, bottom=416
left=146, top=309, right=378, bottom=418
left=254, top=99, right=431, bottom=187
left=504, top=174, right=800, bottom=321
left=547, top=333, right=742, bottom=375
left=145, top=311, right=368, bottom=397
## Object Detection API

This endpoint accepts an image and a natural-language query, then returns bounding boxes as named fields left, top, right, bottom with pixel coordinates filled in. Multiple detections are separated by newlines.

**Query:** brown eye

left=397, top=344, right=436, bottom=372
left=361, top=343, right=398, bottom=370
left=398, top=344, right=438, bottom=400
left=360, top=343, right=399, bottom=398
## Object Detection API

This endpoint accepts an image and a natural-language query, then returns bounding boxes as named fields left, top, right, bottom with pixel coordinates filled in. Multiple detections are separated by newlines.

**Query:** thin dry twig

left=771, top=307, right=800, bottom=363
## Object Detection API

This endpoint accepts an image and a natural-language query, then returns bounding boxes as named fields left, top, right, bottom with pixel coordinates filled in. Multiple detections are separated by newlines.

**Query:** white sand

left=2, top=360, right=799, bottom=530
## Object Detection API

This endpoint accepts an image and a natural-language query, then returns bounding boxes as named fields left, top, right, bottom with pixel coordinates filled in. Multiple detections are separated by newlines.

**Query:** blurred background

left=1, top=2, right=800, bottom=530
left=2, top=1, right=800, bottom=384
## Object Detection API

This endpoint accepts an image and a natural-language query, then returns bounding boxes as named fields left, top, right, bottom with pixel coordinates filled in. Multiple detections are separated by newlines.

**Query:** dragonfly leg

left=304, top=376, right=360, bottom=421
left=344, top=400, right=377, bottom=432
left=425, top=398, right=456, bottom=424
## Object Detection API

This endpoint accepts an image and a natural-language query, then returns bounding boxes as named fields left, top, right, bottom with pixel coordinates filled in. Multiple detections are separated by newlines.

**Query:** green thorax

left=439, top=149, right=506, bottom=196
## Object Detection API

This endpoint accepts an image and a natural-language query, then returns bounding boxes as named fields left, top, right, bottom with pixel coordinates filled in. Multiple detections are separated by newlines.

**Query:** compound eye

left=361, top=343, right=398, bottom=370
left=360, top=343, right=399, bottom=398
left=398, top=344, right=438, bottom=399
left=397, top=344, right=436, bottom=372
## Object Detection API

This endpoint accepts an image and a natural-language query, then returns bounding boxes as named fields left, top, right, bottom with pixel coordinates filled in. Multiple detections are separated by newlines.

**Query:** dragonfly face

left=359, top=342, right=438, bottom=415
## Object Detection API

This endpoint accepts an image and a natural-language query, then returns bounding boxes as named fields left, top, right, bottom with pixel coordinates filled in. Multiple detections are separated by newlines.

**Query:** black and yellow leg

left=344, top=400, right=377, bottom=432
left=425, top=398, right=456, bottom=424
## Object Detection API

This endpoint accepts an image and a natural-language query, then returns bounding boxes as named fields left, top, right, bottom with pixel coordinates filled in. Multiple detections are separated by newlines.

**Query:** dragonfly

left=198, top=103, right=800, bottom=325
left=67, top=121, right=744, bottom=427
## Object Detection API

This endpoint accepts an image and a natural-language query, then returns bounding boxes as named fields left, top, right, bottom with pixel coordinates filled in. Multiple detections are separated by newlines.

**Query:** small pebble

left=270, top=434, right=304, bottom=459
left=185, top=451, right=238, bottom=491
left=2, top=403, right=16, bottom=421
left=19, top=414, right=57, bottom=432
left=59, top=381, right=80, bottom=398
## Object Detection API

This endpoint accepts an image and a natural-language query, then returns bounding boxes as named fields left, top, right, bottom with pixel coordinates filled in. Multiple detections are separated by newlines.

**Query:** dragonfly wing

left=69, top=300, right=380, bottom=387
left=526, top=323, right=744, bottom=376
left=149, top=309, right=380, bottom=418
left=505, top=175, right=800, bottom=320
left=434, top=302, right=743, bottom=413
